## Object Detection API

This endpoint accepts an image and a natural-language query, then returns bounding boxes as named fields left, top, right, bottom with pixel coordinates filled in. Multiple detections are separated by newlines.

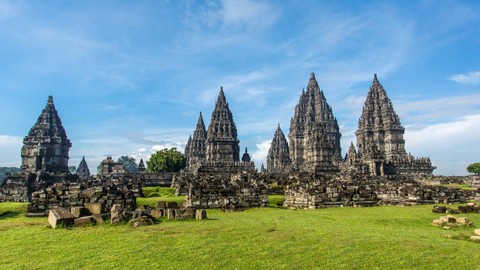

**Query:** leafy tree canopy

left=467, top=162, right=480, bottom=175
left=146, top=148, right=186, bottom=173
left=117, top=156, right=138, bottom=173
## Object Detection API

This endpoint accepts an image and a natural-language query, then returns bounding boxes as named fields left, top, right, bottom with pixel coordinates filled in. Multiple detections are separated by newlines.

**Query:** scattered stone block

left=156, top=201, right=167, bottom=209
left=24, top=212, right=48, bottom=218
left=70, top=206, right=88, bottom=218
left=48, top=208, right=75, bottom=228
left=151, top=209, right=164, bottom=218
left=111, top=204, right=128, bottom=224
left=474, top=229, right=480, bottom=236
left=175, top=208, right=196, bottom=220
left=93, top=214, right=110, bottom=224
left=167, top=201, right=178, bottom=209
left=74, top=216, right=94, bottom=227
left=84, top=203, right=105, bottom=215
left=432, top=219, right=446, bottom=227
left=471, top=236, right=480, bottom=242
left=456, top=217, right=472, bottom=226
left=196, top=209, right=207, bottom=220
left=432, top=205, right=446, bottom=213
left=128, top=216, right=155, bottom=228
left=167, top=209, right=175, bottom=220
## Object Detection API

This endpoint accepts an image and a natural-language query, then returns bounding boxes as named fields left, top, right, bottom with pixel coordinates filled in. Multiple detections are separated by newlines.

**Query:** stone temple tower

left=267, top=124, right=291, bottom=173
left=21, top=96, right=71, bottom=174
left=289, top=73, right=342, bottom=173
left=205, top=87, right=240, bottom=163
left=355, top=74, right=435, bottom=176
left=76, top=156, right=90, bottom=180
left=185, top=112, right=207, bottom=172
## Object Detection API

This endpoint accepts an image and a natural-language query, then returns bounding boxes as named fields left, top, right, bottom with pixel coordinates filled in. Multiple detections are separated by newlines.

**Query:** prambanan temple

left=185, top=73, right=435, bottom=177
left=3, top=72, right=474, bottom=212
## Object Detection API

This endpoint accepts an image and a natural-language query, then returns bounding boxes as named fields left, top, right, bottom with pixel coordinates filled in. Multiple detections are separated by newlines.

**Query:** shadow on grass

left=0, top=211, right=21, bottom=219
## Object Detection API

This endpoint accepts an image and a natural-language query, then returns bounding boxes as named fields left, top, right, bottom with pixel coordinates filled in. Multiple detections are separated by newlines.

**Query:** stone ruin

left=267, top=73, right=436, bottom=177
left=0, top=73, right=477, bottom=213
left=173, top=172, right=269, bottom=210
left=27, top=174, right=143, bottom=216
left=283, top=173, right=474, bottom=209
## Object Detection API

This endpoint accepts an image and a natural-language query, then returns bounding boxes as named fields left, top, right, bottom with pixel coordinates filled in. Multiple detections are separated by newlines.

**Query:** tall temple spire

left=356, top=73, right=405, bottom=160
left=288, top=72, right=342, bottom=172
left=355, top=74, right=435, bottom=176
left=185, top=111, right=208, bottom=171
left=205, top=87, right=240, bottom=162
left=21, top=96, right=71, bottom=174
left=76, top=156, right=90, bottom=180
left=267, top=124, right=291, bottom=172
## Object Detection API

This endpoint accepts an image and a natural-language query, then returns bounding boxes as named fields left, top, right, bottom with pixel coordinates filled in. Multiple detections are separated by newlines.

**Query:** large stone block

left=151, top=209, right=164, bottom=218
left=167, top=209, right=175, bottom=220
left=195, top=209, right=207, bottom=220
left=74, top=216, right=94, bottom=227
left=70, top=206, right=88, bottom=218
left=84, top=203, right=105, bottom=215
left=155, top=201, right=167, bottom=209
left=175, top=208, right=196, bottom=220
left=48, top=208, right=75, bottom=228
left=167, top=201, right=178, bottom=209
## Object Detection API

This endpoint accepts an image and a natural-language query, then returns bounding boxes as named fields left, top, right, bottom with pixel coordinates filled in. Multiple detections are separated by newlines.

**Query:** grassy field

left=1, top=199, right=480, bottom=269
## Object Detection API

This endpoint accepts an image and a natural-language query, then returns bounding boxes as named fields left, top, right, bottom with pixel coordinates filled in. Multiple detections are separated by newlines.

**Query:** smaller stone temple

left=352, top=74, right=436, bottom=176
left=267, top=124, right=291, bottom=173
left=20, top=96, right=72, bottom=174
left=76, top=156, right=90, bottom=180
left=184, top=87, right=255, bottom=173
left=100, top=156, right=126, bottom=175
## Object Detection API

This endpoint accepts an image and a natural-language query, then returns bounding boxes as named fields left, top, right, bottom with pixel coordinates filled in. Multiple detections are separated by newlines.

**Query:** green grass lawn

left=1, top=199, right=480, bottom=269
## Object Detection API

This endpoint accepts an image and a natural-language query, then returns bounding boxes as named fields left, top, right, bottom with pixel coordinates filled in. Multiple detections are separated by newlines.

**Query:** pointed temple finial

left=310, top=72, right=315, bottom=80
left=244, top=147, right=248, bottom=153
left=373, top=73, right=379, bottom=84
left=48, top=95, right=53, bottom=104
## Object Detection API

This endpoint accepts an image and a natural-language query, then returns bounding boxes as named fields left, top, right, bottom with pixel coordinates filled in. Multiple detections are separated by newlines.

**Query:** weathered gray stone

left=155, top=201, right=167, bottom=209
left=151, top=209, right=164, bottom=218
left=195, top=209, right=207, bottom=220
left=471, top=236, right=480, bottom=241
left=74, top=216, right=94, bottom=227
left=48, top=208, right=75, bottom=228
left=167, top=201, right=178, bottom=209
left=70, top=206, right=87, bottom=218
left=84, top=203, right=105, bottom=215
left=167, top=209, right=175, bottom=220
left=174, top=208, right=196, bottom=220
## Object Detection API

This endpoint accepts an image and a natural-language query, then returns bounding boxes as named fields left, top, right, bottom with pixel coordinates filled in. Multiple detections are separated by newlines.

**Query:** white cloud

left=0, top=1, right=17, bottom=20
left=404, top=114, right=480, bottom=175
left=221, top=0, right=278, bottom=30
left=0, top=135, right=22, bottom=167
left=448, top=71, right=480, bottom=85
left=251, top=139, right=271, bottom=168
left=395, top=93, right=480, bottom=125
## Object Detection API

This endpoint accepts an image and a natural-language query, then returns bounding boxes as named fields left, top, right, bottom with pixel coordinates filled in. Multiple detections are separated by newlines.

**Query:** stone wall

left=173, top=172, right=269, bottom=209
left=142, top=173, right=173, bottom=187
left=283, top=174, right=478, bottom=209
left=26, top=175, right=143, bottom=214
left=0, top=173, right=35, bottom=202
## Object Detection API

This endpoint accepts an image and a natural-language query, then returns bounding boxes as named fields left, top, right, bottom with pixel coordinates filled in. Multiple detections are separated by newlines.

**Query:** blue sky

left=0, top=0, right=479, bottom=175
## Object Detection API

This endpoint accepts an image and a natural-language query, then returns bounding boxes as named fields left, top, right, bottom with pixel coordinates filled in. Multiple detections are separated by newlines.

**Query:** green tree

left=117, top=156, right=138, bottom=173
left=467, top=162, right=480, bottom=175
left=146, top=148, right=186, bottom=173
